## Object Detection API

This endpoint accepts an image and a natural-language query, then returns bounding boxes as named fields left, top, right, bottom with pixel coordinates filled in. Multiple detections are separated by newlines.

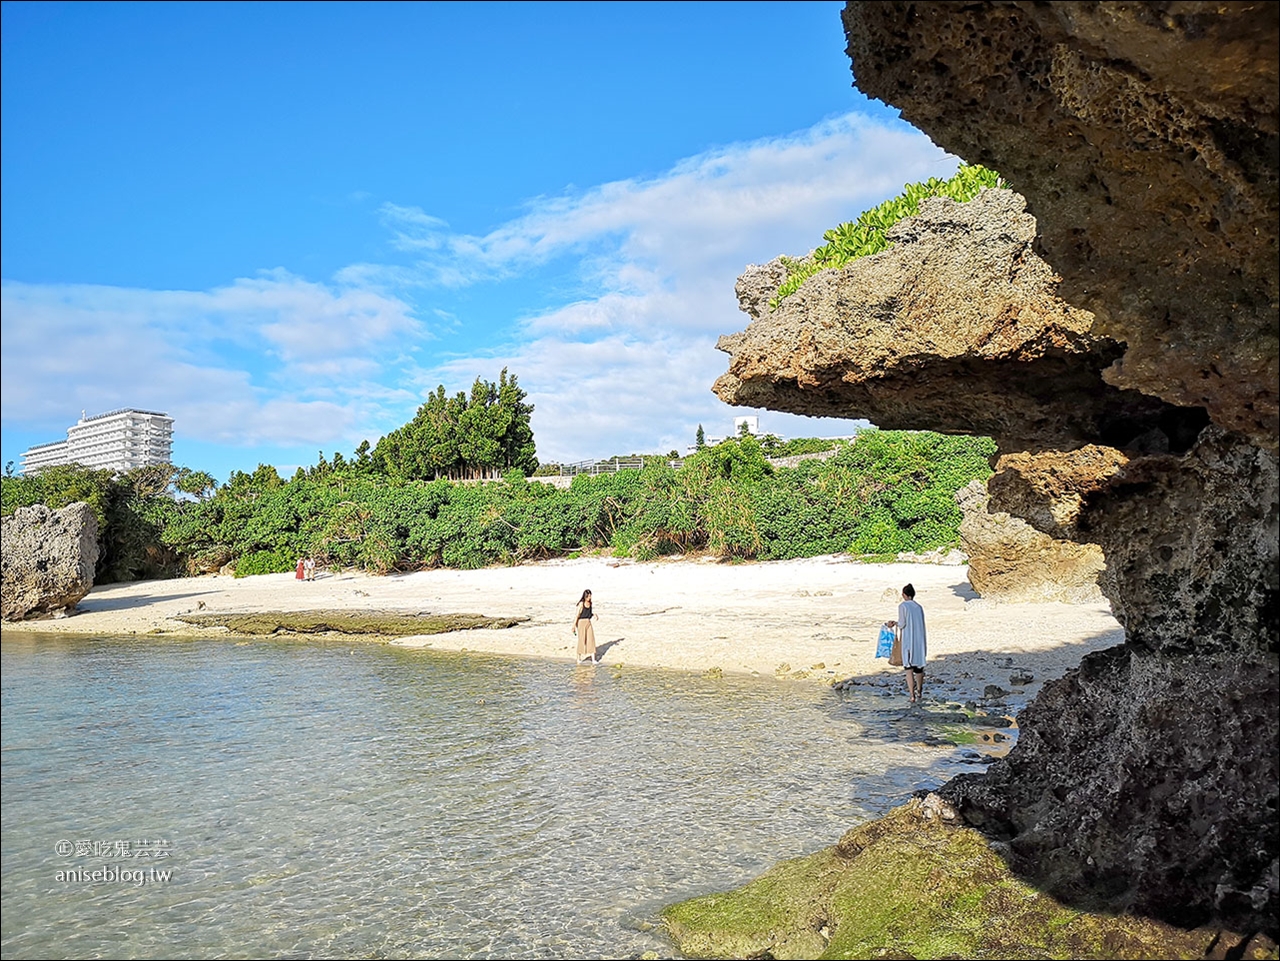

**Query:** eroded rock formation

left=1, top=502, right=99, bottom=620
left=844, top=1, right=1279, bottom=452
left=719, top=188, right=1211, bottom=455
left=715, top=0, right=1278, bottom=936
left=721, top=193, right=1208, bottom=458
left=956, top=479, right=1105, bottom=603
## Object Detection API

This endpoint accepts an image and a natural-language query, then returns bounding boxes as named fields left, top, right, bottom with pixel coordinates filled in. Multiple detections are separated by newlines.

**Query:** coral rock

left=710, top=1, right=1278, bottom=937
left=716, top=189, right=1209, bottom=454
left=1, top=503, right=98, bottom=620
left=957, top=479, right=1106, bottom=603
left=843, top=0, right=1279, bottom=451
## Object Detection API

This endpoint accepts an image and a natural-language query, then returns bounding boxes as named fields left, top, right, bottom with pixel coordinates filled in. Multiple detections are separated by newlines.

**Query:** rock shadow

left=74, top=590, right=218, bottom=614
left=833, top=630, right=1121, bottom=718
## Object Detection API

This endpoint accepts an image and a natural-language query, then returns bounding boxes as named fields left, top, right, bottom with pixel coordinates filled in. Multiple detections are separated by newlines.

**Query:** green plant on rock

left=769, top=163, right=1007, bottom=308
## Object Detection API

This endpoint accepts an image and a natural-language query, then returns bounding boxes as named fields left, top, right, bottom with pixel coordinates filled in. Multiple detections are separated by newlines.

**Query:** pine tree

left=695, top=424, right=706, bottom=449
left=372, top=370, right=537, bottom=480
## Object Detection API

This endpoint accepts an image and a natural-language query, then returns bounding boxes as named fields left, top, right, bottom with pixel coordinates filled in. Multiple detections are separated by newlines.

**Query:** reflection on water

left=1, top=633, right=980, bottom=959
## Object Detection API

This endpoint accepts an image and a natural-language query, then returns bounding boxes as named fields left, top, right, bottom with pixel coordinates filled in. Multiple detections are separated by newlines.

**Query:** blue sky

left=2, top=1, right=955, bottom=481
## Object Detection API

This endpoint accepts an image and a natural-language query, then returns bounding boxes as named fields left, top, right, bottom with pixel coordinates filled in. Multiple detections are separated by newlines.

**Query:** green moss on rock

left=663, top=798, right=1275, bottom=960
left=174, top=609, right=526, bottom=636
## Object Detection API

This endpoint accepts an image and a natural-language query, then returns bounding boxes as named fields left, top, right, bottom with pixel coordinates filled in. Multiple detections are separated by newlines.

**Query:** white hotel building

left=21, top=409, right=175, bottom=475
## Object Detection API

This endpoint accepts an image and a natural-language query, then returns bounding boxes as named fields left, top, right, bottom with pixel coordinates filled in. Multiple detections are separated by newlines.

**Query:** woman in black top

left=573, top=589, right=597, bottom=664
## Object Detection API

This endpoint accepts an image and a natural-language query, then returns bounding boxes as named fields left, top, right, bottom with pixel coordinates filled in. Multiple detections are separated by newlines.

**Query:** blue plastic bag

left=875, top=625, right=895, bottom=659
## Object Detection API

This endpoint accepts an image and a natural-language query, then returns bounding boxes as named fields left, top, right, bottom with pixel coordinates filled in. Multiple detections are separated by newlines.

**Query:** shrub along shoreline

left=1, top=430, right=995, bottom=582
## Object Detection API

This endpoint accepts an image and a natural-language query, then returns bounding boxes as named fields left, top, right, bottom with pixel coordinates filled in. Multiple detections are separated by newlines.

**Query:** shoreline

left=1, top=555, right=1123, bottom=712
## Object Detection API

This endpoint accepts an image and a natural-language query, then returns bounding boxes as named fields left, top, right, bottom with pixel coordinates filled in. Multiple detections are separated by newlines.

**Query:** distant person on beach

left=295, top=557, right=305, bottom=581
left=896, top=583, right=927, bottom=702
left=303, top=557, right=316, bottom=581
left=573, top=589, right=597, bottom=664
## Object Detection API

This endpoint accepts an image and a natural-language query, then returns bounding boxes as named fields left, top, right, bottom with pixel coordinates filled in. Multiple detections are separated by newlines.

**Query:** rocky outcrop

left=717, top=189, right=1211, bottom=454
left=711, top=0, right=1278, bottom=937
left=956, top=479, right=1105, bottom=603
left=843, top=1, right=1279, bottom=452
left=947, top=644, right=1279, bottom=936
left=663, top=797, right=1271, bottom=960
left=986, top=445, right=1129, bottom=540
left=173, top=610, right=528, bottom=636
left=1, top=503, right=99, bottom=620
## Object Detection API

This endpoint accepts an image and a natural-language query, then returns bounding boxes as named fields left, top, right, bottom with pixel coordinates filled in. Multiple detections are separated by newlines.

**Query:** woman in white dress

left=896, top=583, right=927, bottom=703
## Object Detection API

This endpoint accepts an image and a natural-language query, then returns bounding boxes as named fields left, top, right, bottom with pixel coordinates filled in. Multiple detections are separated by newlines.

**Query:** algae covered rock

left=663, top=797, right=1270, bottom=960
left=173, top=609, right=526, bottom=636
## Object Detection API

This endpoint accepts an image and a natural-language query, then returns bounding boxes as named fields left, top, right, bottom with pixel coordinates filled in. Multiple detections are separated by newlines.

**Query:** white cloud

left=394, top=112, right=953, bottom=459
left=0, top=273, right=420, bottom=448
left=2, top=110, right=951, bottom=469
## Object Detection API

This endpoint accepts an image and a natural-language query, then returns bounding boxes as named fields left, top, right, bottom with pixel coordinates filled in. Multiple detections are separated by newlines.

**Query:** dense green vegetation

left=371, top=368, right=537, bottom=480
left=770, top=164, right=1006, bottom=308
left=2, top=430, right=994, bottom=581
left=0, top=463, right=213, bottom=582
left=758, top=435, right=847, bottom=457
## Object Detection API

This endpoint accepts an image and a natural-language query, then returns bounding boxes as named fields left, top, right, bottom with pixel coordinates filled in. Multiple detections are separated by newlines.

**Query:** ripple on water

left=2, top=633, right=983, bottom=959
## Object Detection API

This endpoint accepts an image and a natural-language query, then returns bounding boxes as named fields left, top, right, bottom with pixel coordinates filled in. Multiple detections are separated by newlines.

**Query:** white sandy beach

left=4, top=555, right=1124, bottom=706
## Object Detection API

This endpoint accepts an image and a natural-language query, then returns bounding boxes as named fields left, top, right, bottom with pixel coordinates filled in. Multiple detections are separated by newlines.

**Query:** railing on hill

left=534, top=441, right=853, bottom=481
left=539, top=456, right=683, bottom=478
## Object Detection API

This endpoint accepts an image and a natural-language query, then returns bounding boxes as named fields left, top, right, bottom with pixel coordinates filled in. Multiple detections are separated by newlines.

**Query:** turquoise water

left=2, top=633, right=981, bottom=959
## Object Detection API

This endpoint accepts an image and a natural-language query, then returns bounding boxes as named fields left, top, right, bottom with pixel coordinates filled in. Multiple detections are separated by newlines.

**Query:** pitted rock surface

left=1078, top=427, right=1279, bottom=661
left=716, top=189, right=1210, bottom=454
left=1, top=502, right=99, bottom=620
left=843, top=0, right=1279, bottom=450
left=835, top=3, right=1278, bottom=935
left=714, top=1, right=1277, bottom=935
left=986, top=445, right=1129, bottom=540
left=942, top=645, right=1279, bottom=934
left=956, top=479, right=1105, bottom=603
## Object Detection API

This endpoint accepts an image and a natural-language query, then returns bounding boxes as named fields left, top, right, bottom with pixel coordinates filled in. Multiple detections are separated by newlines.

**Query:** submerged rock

left=1, top=502, right=99, bottom=621
left=173, top=609, right=526, bottom=636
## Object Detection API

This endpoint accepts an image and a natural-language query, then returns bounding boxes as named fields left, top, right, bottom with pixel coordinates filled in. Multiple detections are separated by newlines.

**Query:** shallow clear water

left=2, top=633, right=983, bottom=959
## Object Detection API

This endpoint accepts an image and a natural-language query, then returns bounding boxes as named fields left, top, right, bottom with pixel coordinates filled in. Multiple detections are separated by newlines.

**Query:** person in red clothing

left=295, top=558, right=305, bottom=580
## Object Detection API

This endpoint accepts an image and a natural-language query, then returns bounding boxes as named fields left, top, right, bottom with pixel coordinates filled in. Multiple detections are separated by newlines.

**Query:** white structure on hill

left=21, top=409, right=175, bottom=475
left=688, top=415, right=771, bottom=455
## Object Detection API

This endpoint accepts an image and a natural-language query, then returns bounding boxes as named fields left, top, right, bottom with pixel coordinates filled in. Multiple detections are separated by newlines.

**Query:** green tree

left=496, top=368, right=538, bottom=476
left=222, top=464, right=284, bottom=500
left=695, top=425, right=705, bottom=449
left=175, top=468, right=218, bottom=500
left=374, top=369, right=537, bottom=481
left=122, top=463, right=180, bottom=499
